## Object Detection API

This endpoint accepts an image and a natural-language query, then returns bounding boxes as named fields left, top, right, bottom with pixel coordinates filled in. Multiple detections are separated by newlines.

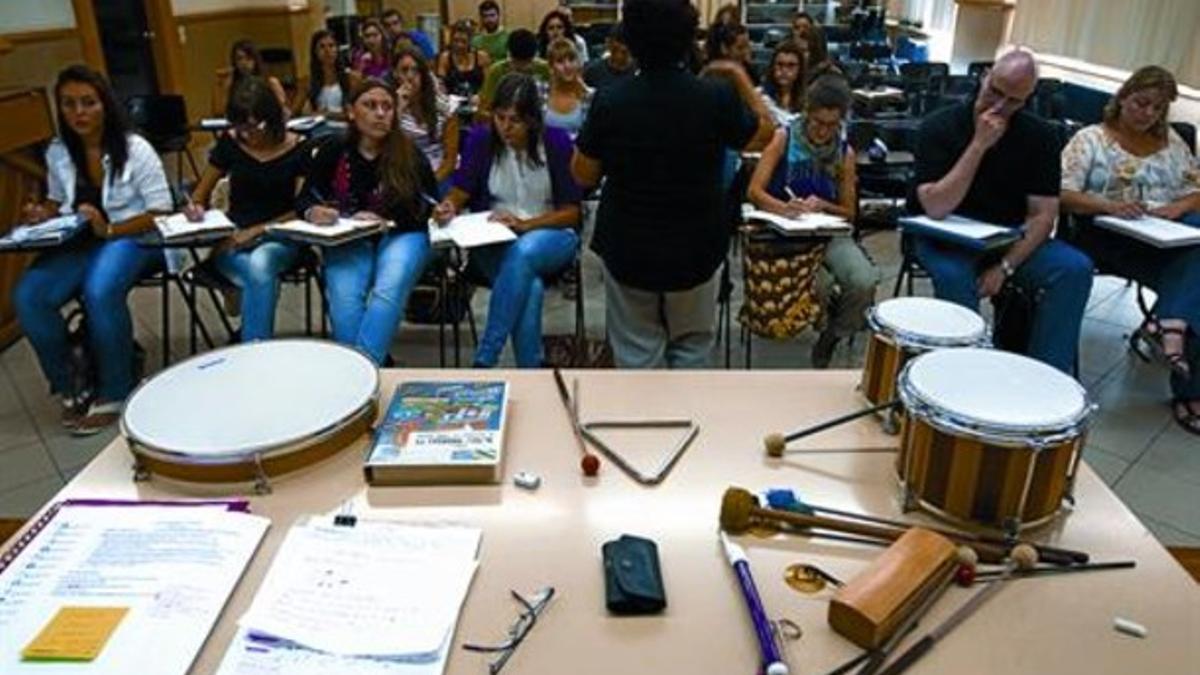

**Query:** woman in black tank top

left=437, top=20, right=491, bottom=97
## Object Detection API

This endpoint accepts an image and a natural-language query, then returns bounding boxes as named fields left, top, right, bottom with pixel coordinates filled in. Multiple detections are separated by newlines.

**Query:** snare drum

left=896, top=348, right=1094, bottom=533
left=121, top=340, right=379, bottom=491
left=861, top=297, right=988, bottom=410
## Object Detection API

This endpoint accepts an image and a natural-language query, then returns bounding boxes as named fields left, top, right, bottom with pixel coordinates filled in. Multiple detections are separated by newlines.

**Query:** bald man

left=907, top=50, right=1092, bottom=375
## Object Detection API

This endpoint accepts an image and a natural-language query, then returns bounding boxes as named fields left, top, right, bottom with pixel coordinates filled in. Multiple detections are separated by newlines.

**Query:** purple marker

left=719, top=531, right=789, bottom=675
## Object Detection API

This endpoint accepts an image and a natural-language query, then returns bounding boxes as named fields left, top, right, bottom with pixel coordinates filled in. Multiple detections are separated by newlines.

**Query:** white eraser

left=1113, top=616, right=1147, bottom=638
left=513, top=471, right=541, bottom=490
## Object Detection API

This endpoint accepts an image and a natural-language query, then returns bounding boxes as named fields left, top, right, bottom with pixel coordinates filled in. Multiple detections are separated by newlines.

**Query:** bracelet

left=1000, top=258, right=1015, bottom=278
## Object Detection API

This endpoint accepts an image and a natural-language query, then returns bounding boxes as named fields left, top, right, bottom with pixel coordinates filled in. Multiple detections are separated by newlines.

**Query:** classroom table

left=6, top=369, right=1198, bottom=674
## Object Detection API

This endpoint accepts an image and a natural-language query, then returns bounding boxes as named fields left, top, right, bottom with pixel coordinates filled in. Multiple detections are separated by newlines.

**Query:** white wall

left=169, top=0, right=308, bottom=16
left=0, top=0, right=76, bottom=32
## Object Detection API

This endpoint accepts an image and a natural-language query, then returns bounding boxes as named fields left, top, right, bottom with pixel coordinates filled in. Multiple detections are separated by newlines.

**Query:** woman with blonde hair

left=1061, top=65, right=1200, bottom=434
left=543, top=38, right=592, bottom=137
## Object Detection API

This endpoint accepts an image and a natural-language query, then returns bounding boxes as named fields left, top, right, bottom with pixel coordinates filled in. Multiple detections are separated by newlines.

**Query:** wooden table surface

left=6, top=369, right=1198, bottom=674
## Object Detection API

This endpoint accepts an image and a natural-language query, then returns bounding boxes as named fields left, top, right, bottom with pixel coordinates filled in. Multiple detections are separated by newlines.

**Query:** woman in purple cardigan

left=434, top=72, right=581, bottom=367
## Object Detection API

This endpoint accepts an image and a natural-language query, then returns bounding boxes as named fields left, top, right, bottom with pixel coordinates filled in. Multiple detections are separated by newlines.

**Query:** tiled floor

left=1, top=228, right=1197, bottom=547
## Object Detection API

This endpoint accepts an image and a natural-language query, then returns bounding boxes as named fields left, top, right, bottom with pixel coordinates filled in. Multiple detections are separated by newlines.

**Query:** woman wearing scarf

left=748, top=74, right=880, bottom=367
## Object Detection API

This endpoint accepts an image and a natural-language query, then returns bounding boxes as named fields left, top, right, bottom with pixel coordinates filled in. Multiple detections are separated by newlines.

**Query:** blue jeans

left=13, top=237, right=162, bottom=401
left=213, top=239, right=300, bottom=342
left=323, top=231, right=431, bottom=364
left=913, top=236, right=1093, bottom=375
left=470, top=228, right=579, bottom=367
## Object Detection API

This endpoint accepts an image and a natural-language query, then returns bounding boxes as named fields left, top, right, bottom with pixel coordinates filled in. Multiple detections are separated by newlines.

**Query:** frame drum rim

left=120, top=339, right=380, bottom=481
left=866, top=303, right=990, bottom=352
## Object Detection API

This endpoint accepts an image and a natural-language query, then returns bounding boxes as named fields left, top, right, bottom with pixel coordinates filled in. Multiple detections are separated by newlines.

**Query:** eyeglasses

left=463, top=587, right=555, bottom=674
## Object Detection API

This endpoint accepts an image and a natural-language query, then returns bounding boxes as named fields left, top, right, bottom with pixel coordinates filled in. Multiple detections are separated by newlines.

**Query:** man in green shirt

left=471, top=0, right=510, bottom=63
left=478, top=29, right=551, bottom=113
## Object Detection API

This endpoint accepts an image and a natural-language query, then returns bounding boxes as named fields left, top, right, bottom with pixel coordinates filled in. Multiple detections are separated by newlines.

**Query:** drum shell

left=897, top=412, right=1084, bottom=529
left=860, top=331, right=913, bottom=407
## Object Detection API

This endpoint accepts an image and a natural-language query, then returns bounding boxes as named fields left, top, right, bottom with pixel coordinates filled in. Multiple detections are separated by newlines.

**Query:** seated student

left=351, top=19, right=392, bottom=83
left=381, top=8, right=435, bottom=60
left=393, top=46, right=460, bottom=189
left=185, top=78, right=309, bottom=342
left=748, top=75, right=880, bottom=367
left=760, top=42, right=806, bottom=123
left=299, top=29, right=351, bottom=119
left=799, top=24, right=837, bottom=81
left=571, top=0, right=774, bottom=369
left=437, top=19, right=492, bottom=98
left=544, top=38, right=593, bottom=138
left=711, top=3, right=739, bottom=27
left=582, top=22, right=635, bottom=91
left=478, top=29, right=551, bottom=114
left=296, top=80, right=436, bottom=365
left=792, top=10, right=815, bottom=43
left=472, top=0, right=510, bottom=64
left=907, top=49, right=1092, bottom=375
left=1060, top=65, right=1200, bottom=434
left=434, top=73, right=581, bottom=368
left=213, top=39, right=288, bottom=117
left=15, top=65, right=172, bottom=434
left=705, top=21, right=758, bottom=84
left=537, top=9, right=589, bottom=63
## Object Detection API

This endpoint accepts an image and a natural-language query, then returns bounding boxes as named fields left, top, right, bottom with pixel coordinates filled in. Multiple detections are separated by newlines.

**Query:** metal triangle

left=578, top=418, right=700, bottom=485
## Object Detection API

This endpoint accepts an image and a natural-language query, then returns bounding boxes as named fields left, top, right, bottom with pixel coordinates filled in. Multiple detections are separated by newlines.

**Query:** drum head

left=901, top=348, right=1089, bottom=433
left=871, top=297, right=986, bottom=347
left=122, top=340, right=378, bottom=461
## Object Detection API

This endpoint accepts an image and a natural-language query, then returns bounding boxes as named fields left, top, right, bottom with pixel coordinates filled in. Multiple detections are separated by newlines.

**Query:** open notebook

left=0, top=214, right=88, bottom=251
left=154, top=210, right=236, bottom=243
left=428, top=211, right=517, bottom=249
left=899, top=214, right=1023, bottom=251
left=269, top=217, right=390, bottom=246
left=1094, top=214, right=1200, bottom=248
left=742, top=206, right=852, bottom=237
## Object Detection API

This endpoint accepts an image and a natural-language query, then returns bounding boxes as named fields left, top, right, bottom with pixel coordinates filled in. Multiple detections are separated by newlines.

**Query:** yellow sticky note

left=21, top=606, right=129, bottom=661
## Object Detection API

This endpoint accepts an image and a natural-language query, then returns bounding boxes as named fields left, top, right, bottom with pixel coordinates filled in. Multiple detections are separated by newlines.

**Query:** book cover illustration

left=369, top=381, right=507, bottom=466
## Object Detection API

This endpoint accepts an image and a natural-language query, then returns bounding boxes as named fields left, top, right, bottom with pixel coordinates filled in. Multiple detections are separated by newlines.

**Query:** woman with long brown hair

left=761, top=42, right=807, bottom=122
left=1061, top=65, right=1200, bottom=434
left=296, top=79, right=437, bottom=365
left=394, top=46, right=460, bottom=187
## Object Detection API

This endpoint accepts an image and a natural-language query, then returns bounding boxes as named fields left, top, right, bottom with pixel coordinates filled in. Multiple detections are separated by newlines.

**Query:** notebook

left=269, top=217, right=390, bottom=246
left=154, top=209, right=236, bottom=243
left=1094, top=214, right=1200, bottom=248
left=899, top=214, right=1023, bottom=251
left=742, top=206, right=852, bottom=237
left=0, top=214, right=88, bottom=251
left=428, top=211, right=517, bottom=249
left=0, top=500, right=267, bottom=675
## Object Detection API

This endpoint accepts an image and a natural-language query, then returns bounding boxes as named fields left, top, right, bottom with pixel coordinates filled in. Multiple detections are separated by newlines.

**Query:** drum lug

left=132, top=456, right=150, bottom=483
left=1001, top=517, right=1021, bottom=541
left=881, top=412, right=900, bottom=435
left=252, top=453, right=273, bottom=495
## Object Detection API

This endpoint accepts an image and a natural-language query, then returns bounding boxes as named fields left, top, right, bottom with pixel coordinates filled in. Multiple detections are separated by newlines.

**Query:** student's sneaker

left=72, top=400, right=122, bottom=437
left=59, top=396, right=85, bottom=430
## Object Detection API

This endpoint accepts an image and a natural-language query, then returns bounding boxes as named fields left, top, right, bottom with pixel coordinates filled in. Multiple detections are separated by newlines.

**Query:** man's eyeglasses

left=463, top=587, right=555, bottom=674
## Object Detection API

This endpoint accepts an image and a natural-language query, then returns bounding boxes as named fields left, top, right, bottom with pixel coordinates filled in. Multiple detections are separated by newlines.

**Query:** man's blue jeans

left=323, top=231, right=431, bottom=364
left=469, top=228, right=579, bottom=368
left=14, top=237, right=162, bottom=401
left=213, top=239, right=300, bottom=342
left=913, top=235, right=1093, bottom=375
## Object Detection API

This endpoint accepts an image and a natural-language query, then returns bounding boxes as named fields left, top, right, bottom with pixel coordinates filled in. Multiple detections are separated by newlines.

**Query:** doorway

left=92, top=0, right=159, bottom=97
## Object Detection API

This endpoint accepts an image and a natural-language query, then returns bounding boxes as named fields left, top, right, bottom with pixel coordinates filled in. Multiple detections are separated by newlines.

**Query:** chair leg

left=161, top=272, right=171, bottom=366
left=438, top=263, right=448, bottom=368
left=892, top=263, right=907, bottom=297
left=304, top=275, right=314, bottom=336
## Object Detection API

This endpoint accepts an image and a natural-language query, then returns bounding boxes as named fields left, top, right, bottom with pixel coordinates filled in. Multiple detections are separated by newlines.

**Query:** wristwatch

left=1000, top=258, right=1016, bottom=278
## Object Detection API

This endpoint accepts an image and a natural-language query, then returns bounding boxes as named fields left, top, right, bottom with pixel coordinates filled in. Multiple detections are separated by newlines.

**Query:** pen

left=719, top=532, right=789, bottom=675
left=784, top=186, right=798, bottom=201
left=418, top=191, right=440, bottom=207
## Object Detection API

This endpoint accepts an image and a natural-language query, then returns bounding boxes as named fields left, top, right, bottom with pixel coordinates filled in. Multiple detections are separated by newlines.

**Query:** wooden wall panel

left=0, top=34, right=83, bottom=96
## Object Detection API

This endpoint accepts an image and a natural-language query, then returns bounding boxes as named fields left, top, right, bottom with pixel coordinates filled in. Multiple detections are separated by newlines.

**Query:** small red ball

left=581, top=454, right=600, bottom=476
left=954, top=564, right=976, bottom=587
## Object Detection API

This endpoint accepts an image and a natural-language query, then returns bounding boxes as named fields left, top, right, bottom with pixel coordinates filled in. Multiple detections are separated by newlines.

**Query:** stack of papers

left=216, top=518, right=481, bottom=675
left=1094, top=214, right=1200, bottom=248
left=154, top=210, right=236, bottom=243
left=269, top=217, right=390, bottom=246
left=899, top=214, right=1022, bottom=251
left=0, top=214, right=87, bottom=250
left=287, top=116, right=326, bottom=132
left=743, top=206, right=852, bottom=237
left=429, top=211, right=517, bottom=249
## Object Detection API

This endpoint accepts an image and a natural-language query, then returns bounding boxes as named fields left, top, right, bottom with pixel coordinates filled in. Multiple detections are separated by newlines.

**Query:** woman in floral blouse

left=1061, top=65, right=1200, bottom=434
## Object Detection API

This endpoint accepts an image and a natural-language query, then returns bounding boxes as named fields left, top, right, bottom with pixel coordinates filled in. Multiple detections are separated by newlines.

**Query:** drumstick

left=877, top=545, right=1039, bottom=675
left=765, top=400, right=899, bottom=457
left=764, top=490, right=1089, bottom=566
left=973, top=560, right=1135, bottom=582
left=551, top=368, right=599, bottom=476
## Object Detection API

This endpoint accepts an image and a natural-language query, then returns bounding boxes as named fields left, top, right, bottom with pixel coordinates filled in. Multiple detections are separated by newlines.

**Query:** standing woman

left=436, top=19, right=492, bottom=98
left=352, top=19, right=393, bottom=83
left=393, top=46, right=461, bottom=190
left=300, top=30, right=351, bottom=119
left=15, top=65, right=173, bottom=434
left=213, top=39, right=287, bottom=116
left=761, top=42, right=807, bottom=123
left=434, top=73, right=581, bottom=368
left=186, top=78, right=309, bottom=342
left=543, top=38, right=592, bottom=138
left=296, top=79, right=437, bottom=365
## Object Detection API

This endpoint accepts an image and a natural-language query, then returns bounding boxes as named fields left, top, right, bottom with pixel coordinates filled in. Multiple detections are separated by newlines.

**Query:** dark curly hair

left=623, top=0, right=699, bottom=70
